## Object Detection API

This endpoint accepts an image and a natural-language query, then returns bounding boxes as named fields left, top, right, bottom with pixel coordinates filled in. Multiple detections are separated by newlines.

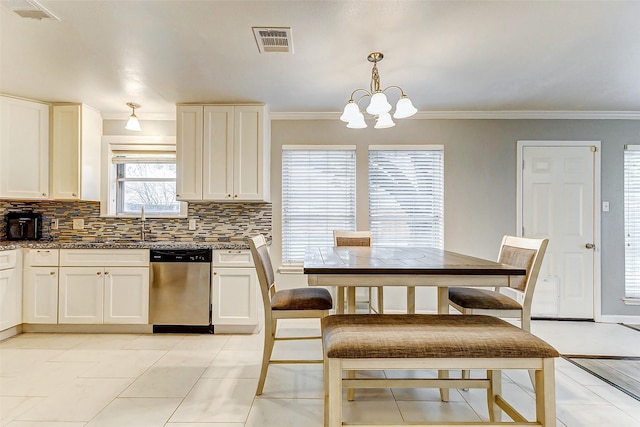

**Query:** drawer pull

left=227, top=250, right=243, bottom=254
left=37, top=250, right=51, bottom=253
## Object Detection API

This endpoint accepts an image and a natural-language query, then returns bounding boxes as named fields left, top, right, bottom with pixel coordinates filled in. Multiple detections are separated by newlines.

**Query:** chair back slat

left=333, top=230, right=372, bottom=247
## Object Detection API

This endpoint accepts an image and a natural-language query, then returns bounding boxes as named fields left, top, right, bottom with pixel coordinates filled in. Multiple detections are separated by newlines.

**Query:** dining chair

left=333, top=230, right=383, bottom=313
left=247, top=234, right=333, bottom=395
left=448, top=234, right=549, bottom=386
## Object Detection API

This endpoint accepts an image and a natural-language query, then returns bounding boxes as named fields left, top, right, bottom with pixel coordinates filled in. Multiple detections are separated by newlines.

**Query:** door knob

left=585, top=243, right=596, bottom=249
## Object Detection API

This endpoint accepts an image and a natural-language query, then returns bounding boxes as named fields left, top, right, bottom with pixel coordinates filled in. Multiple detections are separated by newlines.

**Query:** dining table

left=304, top=245, right=527, bottom=402
left=304, top=245, right=527, bottom=315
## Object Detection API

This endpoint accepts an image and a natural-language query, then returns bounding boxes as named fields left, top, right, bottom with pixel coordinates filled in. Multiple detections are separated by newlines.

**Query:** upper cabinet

left=176, top=104, right=270, bottom=202
left=0, top=96, right=50, bottom=200
left=51, top=104, right=103, bottom=201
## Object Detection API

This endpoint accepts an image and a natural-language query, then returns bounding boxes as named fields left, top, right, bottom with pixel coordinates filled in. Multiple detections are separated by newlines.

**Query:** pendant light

left=125, top=102, right=142, bottom=132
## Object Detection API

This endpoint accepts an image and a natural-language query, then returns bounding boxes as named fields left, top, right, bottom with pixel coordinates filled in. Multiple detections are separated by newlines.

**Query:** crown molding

left=270, top=110, right=640, bottom=121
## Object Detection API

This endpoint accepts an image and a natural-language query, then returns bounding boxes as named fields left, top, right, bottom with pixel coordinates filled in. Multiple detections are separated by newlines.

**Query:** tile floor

left=1, top=319, right=640, bottom=427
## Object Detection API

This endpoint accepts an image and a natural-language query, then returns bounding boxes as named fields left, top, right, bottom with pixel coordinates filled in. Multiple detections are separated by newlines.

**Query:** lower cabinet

left=0, top=250, right=22, bottom=331
left=211, top=250, right=258, bottom=330
left=59, top=267, right=149, bottom=324
left=24, top=266, right=59, bottom=323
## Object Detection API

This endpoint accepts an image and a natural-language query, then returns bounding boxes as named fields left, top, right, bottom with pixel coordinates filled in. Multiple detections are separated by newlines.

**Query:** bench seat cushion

left=448, top=287, right=523, bottom=310
left=322, top=314, right=559, bottom=359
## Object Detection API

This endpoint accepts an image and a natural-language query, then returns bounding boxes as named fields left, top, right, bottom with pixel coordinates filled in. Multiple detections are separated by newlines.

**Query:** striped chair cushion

left=272, top=287, right=333, bottom=310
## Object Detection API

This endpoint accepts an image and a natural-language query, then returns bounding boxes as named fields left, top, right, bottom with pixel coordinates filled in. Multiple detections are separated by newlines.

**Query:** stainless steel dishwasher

left=149, top=248, right=213, bottom=333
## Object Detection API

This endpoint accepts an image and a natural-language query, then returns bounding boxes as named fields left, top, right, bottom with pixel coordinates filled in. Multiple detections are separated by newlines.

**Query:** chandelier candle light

left=340, top=52, right=417, bottom=129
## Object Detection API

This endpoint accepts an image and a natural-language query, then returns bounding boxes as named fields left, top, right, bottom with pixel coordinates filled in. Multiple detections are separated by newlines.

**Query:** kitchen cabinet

left=176, top=104, right=270, bottom=202
left=24, top=249, right=59, bottom=324
left=0, top=96, right=50, bottom=200
left=0, top=250, right=22, bottom=331
left=58, top=250, right=149, bottom=324
left=51, top=104, right=103, bottom=201
left=211, top=249, right=258, bottom=332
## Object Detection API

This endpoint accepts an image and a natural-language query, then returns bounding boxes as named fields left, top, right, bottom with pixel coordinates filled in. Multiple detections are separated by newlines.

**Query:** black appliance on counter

left=6, top=212, right=42, bottom=240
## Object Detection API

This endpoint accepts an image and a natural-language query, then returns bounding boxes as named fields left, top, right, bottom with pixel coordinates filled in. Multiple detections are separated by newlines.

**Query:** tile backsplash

left=0, top=200, right=272, bottom=242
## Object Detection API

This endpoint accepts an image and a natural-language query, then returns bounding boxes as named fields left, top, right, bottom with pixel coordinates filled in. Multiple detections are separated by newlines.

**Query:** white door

left=212, top=267, right=258, bottom=325
left=103, top=267, right=149, bottom=324
left=24, top=267, right=59, bottom=324
left=58, top=267, right=104, bottom=323
left=521, top=144, right=597, bottom=319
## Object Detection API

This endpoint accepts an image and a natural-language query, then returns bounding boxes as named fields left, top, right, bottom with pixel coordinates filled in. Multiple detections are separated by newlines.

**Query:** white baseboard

left=599, top=315, right=640, bottom=324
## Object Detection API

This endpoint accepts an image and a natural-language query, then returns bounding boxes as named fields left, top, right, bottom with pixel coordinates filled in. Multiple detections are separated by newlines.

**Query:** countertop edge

left=0, top=241, right=251, bottom=251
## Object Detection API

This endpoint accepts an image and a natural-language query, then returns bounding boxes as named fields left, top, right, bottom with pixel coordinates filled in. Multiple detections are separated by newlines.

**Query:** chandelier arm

left=354, top=93, right=371, bottom=106
left=381, top=85, right=407, bottom=97
left=349, top=88, right=371, bottom=101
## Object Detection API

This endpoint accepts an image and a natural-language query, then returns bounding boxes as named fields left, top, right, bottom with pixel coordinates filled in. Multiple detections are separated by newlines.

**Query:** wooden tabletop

left=303, top=246, right=526, bottom=276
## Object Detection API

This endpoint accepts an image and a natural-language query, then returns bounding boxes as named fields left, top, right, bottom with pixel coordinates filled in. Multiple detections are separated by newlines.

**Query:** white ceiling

left=1, top=0, right=640, bottom=119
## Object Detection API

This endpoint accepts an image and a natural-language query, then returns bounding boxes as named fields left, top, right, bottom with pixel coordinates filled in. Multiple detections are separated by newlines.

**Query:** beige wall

left=270, top=117, right=639, bottom=318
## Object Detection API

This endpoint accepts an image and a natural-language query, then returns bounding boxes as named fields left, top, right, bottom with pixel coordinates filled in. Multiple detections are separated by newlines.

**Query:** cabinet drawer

left=26, top=249, right=59, bottom=266
left=0, top=250, right=17, bottom=270
left=60, top=249, right=149, bottom=267
left=213, top=249, right=253, bottom=267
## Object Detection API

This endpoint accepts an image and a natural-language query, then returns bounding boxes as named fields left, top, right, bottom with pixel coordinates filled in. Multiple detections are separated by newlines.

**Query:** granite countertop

left=0, top=239, right=251, bottom=251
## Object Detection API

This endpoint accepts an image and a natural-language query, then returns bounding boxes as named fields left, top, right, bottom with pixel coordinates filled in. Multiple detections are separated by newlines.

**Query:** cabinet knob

left=213, top=272, right=217, bottom=275
left=49, top=271, right=56, bottom=276
left=234, top=194, right=238, bottom=198
left=42, top=193, right=47, bottom=196
left=227, top=194, right=231, bottom=198
left=96, top=272, right=102, bottom=275
left=104, top=271, right=109, bottom=275
left=72, top=193, right=77, bottom=197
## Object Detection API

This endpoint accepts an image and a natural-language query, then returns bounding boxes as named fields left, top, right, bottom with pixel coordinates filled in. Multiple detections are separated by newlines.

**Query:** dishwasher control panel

left=150, top=249, right=212, bottom=263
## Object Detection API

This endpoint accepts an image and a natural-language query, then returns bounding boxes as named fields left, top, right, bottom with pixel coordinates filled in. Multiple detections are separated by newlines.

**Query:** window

left=102, top=141, right=186, bottom=217
left=282, top=146, right=356, bottom=263
left=368, top=146, right=444, bottom=248
left=624, top=145, right=640, bottom=300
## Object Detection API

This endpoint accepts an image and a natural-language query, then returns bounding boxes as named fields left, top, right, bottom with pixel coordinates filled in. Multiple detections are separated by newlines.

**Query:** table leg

left=406, top=286, right=415, bottom=314
left=437, top=286, right=450, bottom=401
left=347, top=287, right=356, bottom=314
left=336, top=286, right=345, bottom=314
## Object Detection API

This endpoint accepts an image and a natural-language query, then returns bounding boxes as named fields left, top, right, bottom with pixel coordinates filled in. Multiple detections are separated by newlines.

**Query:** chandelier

left=340, top=52, right=417, bottom=129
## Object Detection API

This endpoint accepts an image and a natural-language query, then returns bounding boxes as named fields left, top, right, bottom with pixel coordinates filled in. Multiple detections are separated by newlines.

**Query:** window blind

left=282, top=147, right=356, bottom=263
left=624, top=145, right=640, bottom=299
left=368, top=146, right=444, bottom=248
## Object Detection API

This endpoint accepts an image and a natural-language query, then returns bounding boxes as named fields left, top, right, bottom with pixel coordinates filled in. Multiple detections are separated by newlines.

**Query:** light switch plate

left=72, top=219, right=84, bottom=230
left=603, top=201, right=610, bottom=212
left=188, top=219, right=196, bottom=230
left=51, top=219, right=58, bottom=230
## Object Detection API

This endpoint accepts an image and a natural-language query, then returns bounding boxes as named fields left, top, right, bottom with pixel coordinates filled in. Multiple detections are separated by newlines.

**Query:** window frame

left=368, top=145, right=444, bottom=249
left=101, top=136, right=187, bottom=218
left=624, top=144, right=640, bottom=302
left=281, top=145, right=357, bottom=265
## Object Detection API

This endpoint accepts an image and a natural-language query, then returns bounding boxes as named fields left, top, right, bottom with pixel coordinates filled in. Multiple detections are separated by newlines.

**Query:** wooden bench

left=322, top=314, right=559, bottom=427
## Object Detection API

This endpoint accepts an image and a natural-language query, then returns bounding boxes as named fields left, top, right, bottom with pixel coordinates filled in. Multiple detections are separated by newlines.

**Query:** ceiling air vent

left=0, top=0, right=60, bottom=20
left=252, top=27, right=293, bottom=54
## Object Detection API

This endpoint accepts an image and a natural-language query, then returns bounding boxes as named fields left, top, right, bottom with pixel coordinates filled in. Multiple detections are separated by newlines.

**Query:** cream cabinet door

left=50, top=104, right=102, bottom=201
left=211, top=267, right=258, bottom=325
left=24, top=267, right=59, bottom=324
left=233, top=105, right=268, bottom=201
left=103, top=267, right=149, bottom=324
left=0, top=96, right=50, bottom=199
left=58, top=267, right=103, bottom=324
left=203, top=105, right=234, bottom=200
left=176, top=105, right=204, bottom=200
left=0, top=269, right=20, bottom=330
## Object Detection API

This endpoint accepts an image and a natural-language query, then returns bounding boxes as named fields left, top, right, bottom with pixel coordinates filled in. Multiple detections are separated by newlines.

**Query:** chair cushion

left=271, top=287, right=333, bottom=310
left=448, top=287, right=523, bottom=311
left=322, top=314, right=559, bottom=359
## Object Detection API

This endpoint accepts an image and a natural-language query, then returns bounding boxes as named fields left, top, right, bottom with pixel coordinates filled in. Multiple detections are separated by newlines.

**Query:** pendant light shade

left=374, top=112, right=395, bottom=129
left=393, top=96, right=418, bottom=119
left=125, top=102, right=142, bottom=132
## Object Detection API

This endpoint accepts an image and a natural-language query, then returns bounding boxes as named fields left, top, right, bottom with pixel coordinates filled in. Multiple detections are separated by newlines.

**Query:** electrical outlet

left=51, top=219, right=58, bottom=230
left=188, top=219, right=197, bottom=230
left=72, top=219, right=84, bottom=230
